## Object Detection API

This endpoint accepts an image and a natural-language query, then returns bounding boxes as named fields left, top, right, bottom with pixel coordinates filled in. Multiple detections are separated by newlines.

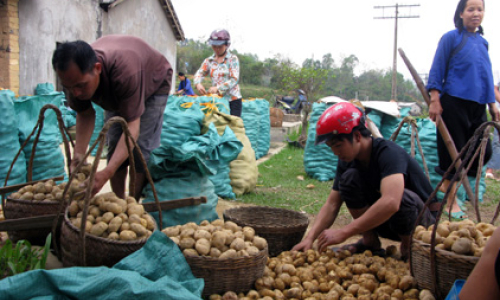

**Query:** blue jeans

left=488, top=129, right=500, bottom=170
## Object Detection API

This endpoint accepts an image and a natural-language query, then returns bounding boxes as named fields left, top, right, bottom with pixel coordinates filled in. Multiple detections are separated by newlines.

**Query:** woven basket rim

left=412, top=238, right=480, bottom=263
left=6, top=197, right=61, bottom=205
left=63, top=207, right=150, bottom=246
left=223, top=206, right=309, bottom=228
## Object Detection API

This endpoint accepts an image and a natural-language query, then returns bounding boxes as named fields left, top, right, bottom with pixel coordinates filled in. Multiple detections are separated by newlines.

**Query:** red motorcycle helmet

left=315, top=102, right=367, bottom=145
left=208, top=29, right=231, bottom=46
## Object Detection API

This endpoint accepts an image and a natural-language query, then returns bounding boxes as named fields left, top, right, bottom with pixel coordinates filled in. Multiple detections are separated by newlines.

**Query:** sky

left=170, top=0, right=500, bottom=85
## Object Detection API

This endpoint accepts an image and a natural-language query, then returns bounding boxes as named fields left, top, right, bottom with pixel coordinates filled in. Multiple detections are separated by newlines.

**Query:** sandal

left=333, top=239, right=386, bottom=257
left=443, top=210, right=468, bottom=221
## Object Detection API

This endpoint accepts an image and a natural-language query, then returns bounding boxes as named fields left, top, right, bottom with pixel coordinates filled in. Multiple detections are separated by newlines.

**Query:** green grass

left=237, top=146, right=341, bottom=215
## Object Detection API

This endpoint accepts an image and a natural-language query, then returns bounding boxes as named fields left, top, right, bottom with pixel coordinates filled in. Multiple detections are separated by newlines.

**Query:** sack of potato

left=209, top=248, right=435, bottom=300
left=413, top=219, right=495, bottom=257
left=162, top=219, right=268, bottom=297
left=67, top=192, right=155, bottom=241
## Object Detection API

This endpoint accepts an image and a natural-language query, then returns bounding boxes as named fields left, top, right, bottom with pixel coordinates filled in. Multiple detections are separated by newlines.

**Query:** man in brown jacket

left=52, top=35, right=173, bottom=200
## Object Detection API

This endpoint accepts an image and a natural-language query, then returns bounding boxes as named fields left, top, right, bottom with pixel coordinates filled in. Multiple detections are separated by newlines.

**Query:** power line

left=374, top=3, right=420, bottom=101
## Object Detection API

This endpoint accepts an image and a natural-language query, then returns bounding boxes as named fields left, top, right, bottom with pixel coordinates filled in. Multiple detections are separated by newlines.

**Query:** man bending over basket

left=293, top=102, right=438, bottom=259
left=52, top=35, right=173, bottom=200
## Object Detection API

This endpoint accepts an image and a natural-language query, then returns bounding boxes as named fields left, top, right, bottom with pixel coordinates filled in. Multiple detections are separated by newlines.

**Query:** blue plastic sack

left=0, top=90, right=27, bottom=187
left=241, top=98, right=270, bottom=159
left=0, top=231, right=203, bottom=300
left=14, top=83, right=66, bottom=181
left=445, top=279, right=465, bottom=300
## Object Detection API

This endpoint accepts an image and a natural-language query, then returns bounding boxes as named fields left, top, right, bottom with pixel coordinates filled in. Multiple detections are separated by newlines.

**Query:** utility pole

left=374, top=3, right=420, bottom=101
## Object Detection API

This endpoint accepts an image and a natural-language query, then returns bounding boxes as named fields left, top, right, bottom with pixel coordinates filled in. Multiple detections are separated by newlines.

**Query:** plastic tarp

left=0, top=89, right=27, bottom=187
left=241, top=98, right=271, bottom=159
left=14, top=83, right=67, bottom=182
left=0, top=231, right=204, bottom=300
left=143, top=123, right=233, bottom=227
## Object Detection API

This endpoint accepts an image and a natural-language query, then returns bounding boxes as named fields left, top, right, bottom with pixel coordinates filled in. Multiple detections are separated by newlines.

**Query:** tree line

left=176, top=39, right=420, bottom=103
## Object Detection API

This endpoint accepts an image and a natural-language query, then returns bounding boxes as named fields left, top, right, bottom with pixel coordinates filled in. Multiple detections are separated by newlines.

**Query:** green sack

left=0, top=231, right=203, bottom=300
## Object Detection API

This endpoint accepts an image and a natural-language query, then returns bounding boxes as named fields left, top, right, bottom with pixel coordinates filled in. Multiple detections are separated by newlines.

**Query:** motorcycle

left=274, top=89, right=310, bottom=119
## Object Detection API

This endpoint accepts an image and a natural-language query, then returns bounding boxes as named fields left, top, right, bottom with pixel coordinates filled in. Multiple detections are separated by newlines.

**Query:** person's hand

left=292, top=237, right=314, bottom=252
left=86, top=170, right=110, bottom=198
left=208, top=86, right=218, bottom=95
left=70, top=155, right=87, bottom=175
left=317, top=228, right=349, bottom=252
left=196, top=83, right=206, bottom=95
left=488, top=102, right=500, bottom=122
left=428, top=91, right=442, bottom=122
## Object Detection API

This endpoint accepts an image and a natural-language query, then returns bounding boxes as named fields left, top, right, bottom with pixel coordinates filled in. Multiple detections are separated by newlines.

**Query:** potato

left=253, top=236, right=268, bottom=250
left=90, top=222, right=108, bottom=237
left=452, top=237, right=472, bottom=255
left=20, top=192, right=34, bottom=200
left=33, top=182, right=46, bottom=194
left=143, top=214, right=156, bottom=231
left=230, top=237, right=246, bottom=251
left=246, top=246, right=260, bottom=256
left=436, top=224, right=450, bottom=238
left=170, top=236, right=180, bottom=245
left=162, top=226, right=180, bottom=237
left=224, top=221, right=239, bottom=232
left=120, top=230, right=137, bottom=241
left=243, top=226, right=255, bottom=241
left=398, top=275, right=416, bottom=291
left=127, top=204, right=144, bottom=216
left=101, top=212, right=115, bottom=224
left=106, top=202, right=123, bottom=214
left=211, top=219, right=224, bottom=226
left=183, top=248, right=199, bottom=256
left=10, top=192, right=21, bottom=199
left=194, top=229, right=212, bottom=240
left=69, top=201, right=79, bottom=217
left=195, top=238, right=211, bottom=256
left=107, top=232, right=119, bottom=240
left=419, top=289, right=436, bottom=300
left=219, top=249, right=237, bottom=259
left=210, top=247, right=221, bottom=258
left=116, top=219, right=128, bottom=229
left=211, top=231, right=227, bottom=249
left=443, top=236, right=459, bottom=250
left=179, top=237, right=196, bottom=250
left=130, top=223, right=148, bottom=237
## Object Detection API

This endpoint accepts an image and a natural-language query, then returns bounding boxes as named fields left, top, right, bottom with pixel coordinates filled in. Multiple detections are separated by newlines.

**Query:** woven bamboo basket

left=3, top=197, right=60, bottom=245
left=60, top=206, right=156, bottom=267
left=223, top=206, right=309, bottom=257
left=411, top=239, right=478, bottom=299
left=185, top=247, right=268, bottom=298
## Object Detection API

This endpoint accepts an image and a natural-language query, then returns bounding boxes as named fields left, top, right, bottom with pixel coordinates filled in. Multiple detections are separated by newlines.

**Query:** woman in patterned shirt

left=194, top=29, right=242, bottom=116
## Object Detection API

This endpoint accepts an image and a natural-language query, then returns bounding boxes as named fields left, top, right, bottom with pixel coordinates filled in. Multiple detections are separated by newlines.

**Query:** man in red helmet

left=293, top=102, right=437, bottom=259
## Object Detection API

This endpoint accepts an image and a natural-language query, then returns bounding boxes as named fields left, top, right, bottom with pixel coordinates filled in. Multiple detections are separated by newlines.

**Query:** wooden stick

left=398, top=48, right=476, bottom=205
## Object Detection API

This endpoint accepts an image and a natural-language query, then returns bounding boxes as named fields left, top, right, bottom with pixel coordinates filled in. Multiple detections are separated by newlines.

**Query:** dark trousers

left=338, top=168, right=435, bottom=240
left=229, top=99, right=242, bottom=117
left=436, top=94, right=491, bottom=179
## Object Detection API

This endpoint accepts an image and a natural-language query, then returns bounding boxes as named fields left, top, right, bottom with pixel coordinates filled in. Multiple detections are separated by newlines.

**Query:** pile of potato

left=414, top=219, right=496, bottom=257
left=209, top=248, right=434, bottom=300
left=162, top=219, right=268, bottom=259
left=68, top=192, right=155, bottom=241
left=10, top=165, right=92, bottom=202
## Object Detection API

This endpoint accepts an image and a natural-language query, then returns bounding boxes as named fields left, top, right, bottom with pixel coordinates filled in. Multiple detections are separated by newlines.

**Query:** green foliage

left=0, top=234, right=52, bottom=279
left=176, top=40, right=421, bottom=102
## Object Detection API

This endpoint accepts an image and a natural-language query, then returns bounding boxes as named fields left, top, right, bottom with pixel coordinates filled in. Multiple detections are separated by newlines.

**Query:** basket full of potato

left=162, top=219, right=269, bottom=298
left=60, top=192, right=156, bottom=267
left=3, top=170, right=89, bottom=245
left=411, top=219, right=496, bottom=298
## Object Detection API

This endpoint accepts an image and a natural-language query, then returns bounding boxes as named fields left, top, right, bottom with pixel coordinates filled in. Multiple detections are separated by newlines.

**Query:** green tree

left=280, top=65, right=328, bottom=145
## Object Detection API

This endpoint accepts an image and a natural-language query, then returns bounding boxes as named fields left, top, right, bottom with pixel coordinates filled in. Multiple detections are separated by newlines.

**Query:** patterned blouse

left=194, top=50, right=242, bottom=100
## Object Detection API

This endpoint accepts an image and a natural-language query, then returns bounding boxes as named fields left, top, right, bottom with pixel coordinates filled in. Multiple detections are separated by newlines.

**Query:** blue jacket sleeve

left=426, top=31, right=456, bottom=93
